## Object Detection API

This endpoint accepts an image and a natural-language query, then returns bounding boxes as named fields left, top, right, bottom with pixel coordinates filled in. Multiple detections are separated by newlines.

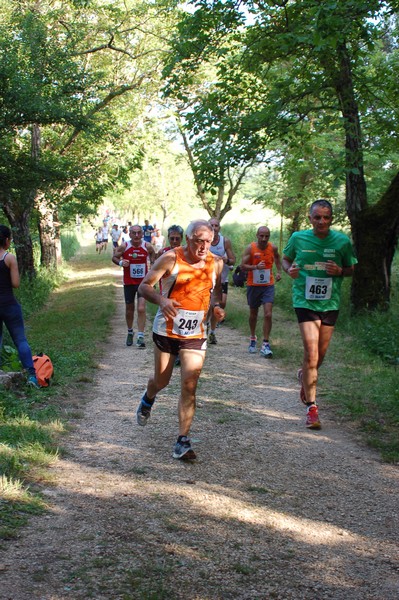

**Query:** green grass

left=0, top=240, right=117, bottom=540
left=0, top=478, right=46, bottom=540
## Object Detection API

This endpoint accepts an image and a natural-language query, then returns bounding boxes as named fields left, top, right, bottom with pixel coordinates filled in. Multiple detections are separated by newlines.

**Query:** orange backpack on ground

left=32, top=353, right=54, bottom=387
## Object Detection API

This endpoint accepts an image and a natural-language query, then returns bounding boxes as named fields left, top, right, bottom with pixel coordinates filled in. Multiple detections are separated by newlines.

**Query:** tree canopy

left=0, top=0, right=173, bottom=273
left=163, top=0, right=399, bottom=310
left=1, top=0, right=399, bottom=311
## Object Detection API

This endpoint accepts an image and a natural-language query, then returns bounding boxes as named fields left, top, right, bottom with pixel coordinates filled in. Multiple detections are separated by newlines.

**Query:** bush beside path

left=0, top=273, right=398, bottom=599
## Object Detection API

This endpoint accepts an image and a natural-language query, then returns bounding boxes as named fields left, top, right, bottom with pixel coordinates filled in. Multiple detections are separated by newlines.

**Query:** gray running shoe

left=260, top=341, right=273, bottom=358
left=208, top=332, right=217, bottom=345
left=126, top=332, right=134, bottom=346
left=136, top=396, right=152, bottom=426
left=248, top=339, right=257, bottom=354
left=172, top=436, right=196, bottom=460
left=136, top=335, right=145, bottom=348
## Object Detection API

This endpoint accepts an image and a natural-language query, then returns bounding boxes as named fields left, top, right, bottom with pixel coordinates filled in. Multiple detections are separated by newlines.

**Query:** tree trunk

left=37, top=196, right=59, bottom=269
left=350, top=171, right=399, bottom=312
left=334, top=43, right=368, bottom=222
left=54, top=210, right=63, bottom=266
left=2, top=202, right=36, bottom=278
left=327, top=42, right=397, bottom=311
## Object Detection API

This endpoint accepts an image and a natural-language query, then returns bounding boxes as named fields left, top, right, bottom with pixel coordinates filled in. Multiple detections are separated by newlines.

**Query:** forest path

left=0, top=270, right=398, bottom=600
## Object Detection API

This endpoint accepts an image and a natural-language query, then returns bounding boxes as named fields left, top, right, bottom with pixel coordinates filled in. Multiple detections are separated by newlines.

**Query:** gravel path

left=0, top=279, right=398, bottom=600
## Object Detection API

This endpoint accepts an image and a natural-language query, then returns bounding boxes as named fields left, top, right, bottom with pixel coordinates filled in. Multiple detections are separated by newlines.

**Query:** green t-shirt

left=283, top=229, right=358, bottom=311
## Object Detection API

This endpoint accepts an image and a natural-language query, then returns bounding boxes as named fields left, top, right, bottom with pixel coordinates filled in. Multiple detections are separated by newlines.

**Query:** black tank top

left=0, top=252, right=17, bottom=307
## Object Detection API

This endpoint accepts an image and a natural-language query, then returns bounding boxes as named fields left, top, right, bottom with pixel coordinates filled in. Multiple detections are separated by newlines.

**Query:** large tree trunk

left=2, top=201, right=36, bottom=278
left=328, top=42, right=398, bottom=312
left=350, top=172, right=399, bottom=311
left=37, top=197, right=62, bottom=269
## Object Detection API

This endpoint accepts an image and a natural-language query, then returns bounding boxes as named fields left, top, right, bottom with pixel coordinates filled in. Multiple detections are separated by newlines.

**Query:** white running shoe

left=260, top=341, right=273, bottom=358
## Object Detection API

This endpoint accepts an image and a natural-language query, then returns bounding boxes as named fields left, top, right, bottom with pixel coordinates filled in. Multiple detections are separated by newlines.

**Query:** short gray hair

left=186, top=220, right=213, bottom=239
left=309, top=199, right=333, bottom=216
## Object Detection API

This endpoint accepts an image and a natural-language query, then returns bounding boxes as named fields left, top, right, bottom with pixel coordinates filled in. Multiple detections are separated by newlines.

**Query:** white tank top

left=210, top=234, right=229, bottom=283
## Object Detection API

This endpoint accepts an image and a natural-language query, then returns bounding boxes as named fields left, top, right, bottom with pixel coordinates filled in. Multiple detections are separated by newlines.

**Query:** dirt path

left=0, top=275, right=398, bottom=600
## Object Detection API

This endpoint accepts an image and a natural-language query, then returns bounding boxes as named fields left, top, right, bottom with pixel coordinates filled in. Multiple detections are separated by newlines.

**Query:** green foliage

left=0, top=0, right=174, bottom=275
left=0, top=483, right=45, bottom=541
left=60, top=231, right=80, bottom=262
left=0, top=346, right=20, bottom=373
left=352, top=311, right=399, bottom=365
left=14, top=268, right=62, bottom=321
left=222, top=222, right=257, bottom=255
left=107, top=128, right=199, bottom=226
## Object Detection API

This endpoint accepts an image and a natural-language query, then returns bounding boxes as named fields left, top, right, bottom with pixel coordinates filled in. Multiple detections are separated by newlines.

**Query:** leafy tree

left=0, top=0, right=172, bottom=274
left=164, top=0, right=399, bottom=311
left=163, top=53, right=273, bottom=220
left=107, top=129, right=199, bottom=228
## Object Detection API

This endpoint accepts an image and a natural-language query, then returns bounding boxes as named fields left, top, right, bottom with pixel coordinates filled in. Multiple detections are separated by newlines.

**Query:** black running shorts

left=295, top=308, right=339, bottom=327
left=152, top=332, right=207, bottom=355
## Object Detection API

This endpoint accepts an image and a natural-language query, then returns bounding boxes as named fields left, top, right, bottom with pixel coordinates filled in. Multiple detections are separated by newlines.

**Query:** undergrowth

left=0, top=236, right=116, bottom=542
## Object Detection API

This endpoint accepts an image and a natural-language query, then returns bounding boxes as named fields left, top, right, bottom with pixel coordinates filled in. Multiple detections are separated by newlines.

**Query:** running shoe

left=297, top=368, right=307, bottom=405
left=172, top=436, right=196, bottom=460
left=27, top=375, right=40, bottom=388
left=136, top=335, right=145, bottom=348
left=136, top=395, right=152, bottom=426
left=208, top=332, right=217, bottom=345
left=126, top=332, right=134, bottom=346
left=248, top=339, right=257, bottom=354
left=305, top=404, right=321, bottom=430
left=260, top=341, right=273, bottom=358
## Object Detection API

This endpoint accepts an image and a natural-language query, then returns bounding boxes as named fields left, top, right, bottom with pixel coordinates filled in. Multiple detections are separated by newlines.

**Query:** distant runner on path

left=112, top=224, right=155, bottom=348
left=137, top=220, right=225, bottom=460
left=282, top=199, right=357, bottom=430
left=142, top=219, right=155, bottom=244
left=241, top=226, right=282, bottom=357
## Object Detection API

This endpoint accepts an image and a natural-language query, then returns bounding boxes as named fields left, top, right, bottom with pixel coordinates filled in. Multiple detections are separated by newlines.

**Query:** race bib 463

left=305, top=276, right=332, bottom=300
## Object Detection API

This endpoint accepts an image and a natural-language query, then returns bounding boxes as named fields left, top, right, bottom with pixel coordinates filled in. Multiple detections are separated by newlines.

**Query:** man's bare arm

left=138, top=252, right=181, bottom=318
left=225, top=237, right=236, bottom=266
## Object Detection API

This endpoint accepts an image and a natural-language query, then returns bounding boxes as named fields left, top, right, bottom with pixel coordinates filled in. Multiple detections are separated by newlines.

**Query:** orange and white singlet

left=247, top=242, right=275, bottom=286
left=153, top=247, right=216, bottom=339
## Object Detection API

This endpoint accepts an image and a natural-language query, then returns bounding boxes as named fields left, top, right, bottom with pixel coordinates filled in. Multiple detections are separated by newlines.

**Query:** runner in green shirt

left=282, top=199, right=357, bottom=430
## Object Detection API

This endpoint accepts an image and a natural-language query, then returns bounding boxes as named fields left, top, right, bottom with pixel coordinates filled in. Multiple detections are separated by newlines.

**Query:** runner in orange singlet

left=241, top=226, right=282, bottom=357
left=137, top=220, right=225, bottom=460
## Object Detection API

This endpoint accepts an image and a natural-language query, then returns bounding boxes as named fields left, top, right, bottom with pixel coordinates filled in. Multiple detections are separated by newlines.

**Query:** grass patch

left=0, top=239, right=117, bottom=538
left=0, top=476, right=46, bottom=543
left=232, top=562, right=255, bottom=576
